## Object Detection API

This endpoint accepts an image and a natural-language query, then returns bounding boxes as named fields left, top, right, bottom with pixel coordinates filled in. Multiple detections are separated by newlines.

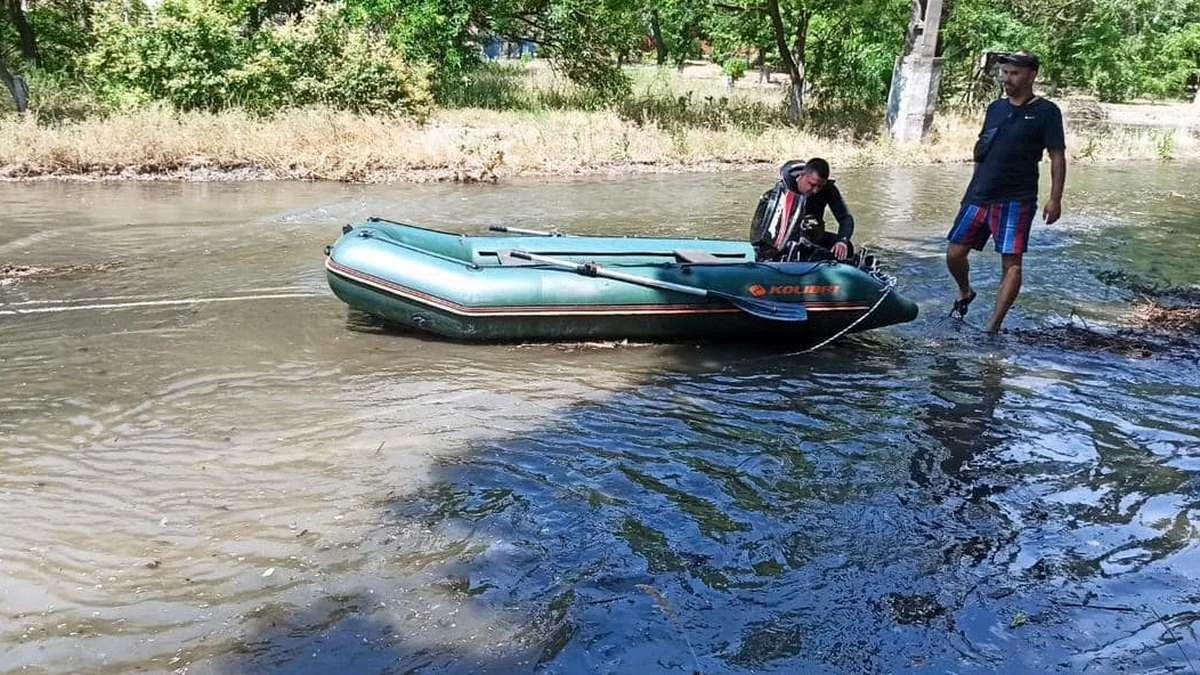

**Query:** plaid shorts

left=947, top=200, right=1036, bottom=255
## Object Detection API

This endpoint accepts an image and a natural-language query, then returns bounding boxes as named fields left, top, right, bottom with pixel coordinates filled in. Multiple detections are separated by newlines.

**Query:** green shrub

left=616, top=90, right=784, bottom=132
left=236, top=4, right=433, bottom=115
left=803, top=103, right=886, bottom=140
left=1152, top=130, right=1177, bottom=161
left=81, top=0, right=432, bottom=116
left=437, top=62, right=535, bottom=110
left=21, top=69, right=110, bottom=121
left=84, top=0, right=245, bottom=111
left=723, top=58, right=749, bottom=83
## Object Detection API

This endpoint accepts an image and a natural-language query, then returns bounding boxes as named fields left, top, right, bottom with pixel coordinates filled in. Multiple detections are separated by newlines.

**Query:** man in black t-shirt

left=946, top=51, right=1067, bottom=333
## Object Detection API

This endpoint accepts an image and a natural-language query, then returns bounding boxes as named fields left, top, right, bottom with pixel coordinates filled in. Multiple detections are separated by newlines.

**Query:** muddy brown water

left=1, top=166, right=1198, bottom=673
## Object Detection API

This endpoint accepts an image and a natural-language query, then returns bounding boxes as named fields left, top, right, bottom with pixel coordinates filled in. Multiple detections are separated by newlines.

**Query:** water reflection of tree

left=909, top=356, right=1015, bottom=573
left=210, top=338, right=1200, bottom=673
left=911, top=357, right=1007, bottom=487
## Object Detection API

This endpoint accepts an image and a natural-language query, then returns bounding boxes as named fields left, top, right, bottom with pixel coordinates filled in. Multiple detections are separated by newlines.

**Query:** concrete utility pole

left=885, top=0, right=946, bottom=142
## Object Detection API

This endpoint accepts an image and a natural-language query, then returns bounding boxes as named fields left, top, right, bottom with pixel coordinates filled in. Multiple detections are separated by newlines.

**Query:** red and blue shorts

left=947, top=200, right=1036, bottom=255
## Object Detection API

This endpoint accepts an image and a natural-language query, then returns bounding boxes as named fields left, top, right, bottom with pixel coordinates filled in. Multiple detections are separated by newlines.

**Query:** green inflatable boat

left=325, top=217, right=919, bottom=342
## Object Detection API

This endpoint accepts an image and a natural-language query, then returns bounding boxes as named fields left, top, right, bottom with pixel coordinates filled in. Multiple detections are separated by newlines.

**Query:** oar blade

left=511, top=249, right=808, bottom=322
left=718, top=293, right=808, bottom=322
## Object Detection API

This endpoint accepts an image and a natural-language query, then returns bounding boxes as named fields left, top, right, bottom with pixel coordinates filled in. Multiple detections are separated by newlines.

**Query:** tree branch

left=714, top=2, right=766, bottom=13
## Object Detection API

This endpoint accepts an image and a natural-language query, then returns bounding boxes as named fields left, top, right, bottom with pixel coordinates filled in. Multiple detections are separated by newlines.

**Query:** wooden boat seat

left=673, top=249, right=730, bottom=264
left=491, top=250, right=542, bottom=266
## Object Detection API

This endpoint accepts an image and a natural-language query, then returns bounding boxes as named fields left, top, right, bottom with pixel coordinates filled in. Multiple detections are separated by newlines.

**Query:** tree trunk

left=766, top=0, right=807, bottom=124
left=0, top=53, right=29, bottom=113
left=6, top=0, right=40, bottom=66
left=650, top=10, right=668, bottom=66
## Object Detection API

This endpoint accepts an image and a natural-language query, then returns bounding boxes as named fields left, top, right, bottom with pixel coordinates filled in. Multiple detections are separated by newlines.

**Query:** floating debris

left=884, top=593, right=948, bottom=625
left=1092, top=268, right=1200, bottom=303
left=1133, top=301, right=1200, bottom=333
left=0, top=261, right=123, bottom=286
left=1011, top=319, right=1186, bottom=358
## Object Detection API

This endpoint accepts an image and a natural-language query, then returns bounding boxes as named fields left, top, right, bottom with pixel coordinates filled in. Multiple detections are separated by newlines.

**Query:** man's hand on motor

left=832, top=241, right=849, bottom=261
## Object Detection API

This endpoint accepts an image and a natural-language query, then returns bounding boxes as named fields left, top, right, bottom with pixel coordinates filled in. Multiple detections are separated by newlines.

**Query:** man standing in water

left=946, top=51, right=1066, bottom=333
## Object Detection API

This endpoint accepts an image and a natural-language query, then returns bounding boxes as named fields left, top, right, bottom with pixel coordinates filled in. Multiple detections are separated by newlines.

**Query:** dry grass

left=2, top=66, right=1198, bottom=183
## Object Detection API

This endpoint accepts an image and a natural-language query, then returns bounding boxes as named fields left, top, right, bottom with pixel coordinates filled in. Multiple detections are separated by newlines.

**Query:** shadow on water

left=219, top=305, right=1200, bottom=674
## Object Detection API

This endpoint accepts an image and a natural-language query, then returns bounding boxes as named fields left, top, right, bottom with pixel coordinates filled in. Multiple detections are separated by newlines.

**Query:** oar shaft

left=513, top=251, right=709, bottom=298
left=585, top=266, right=709, bottom=298
left=489, top=225, right=560, bottom=236
left=510, top=249, right=808, bottom=323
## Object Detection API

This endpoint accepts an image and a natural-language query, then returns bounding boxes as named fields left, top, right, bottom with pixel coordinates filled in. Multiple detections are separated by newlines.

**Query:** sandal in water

left=951, top=290, right=977, bottom=318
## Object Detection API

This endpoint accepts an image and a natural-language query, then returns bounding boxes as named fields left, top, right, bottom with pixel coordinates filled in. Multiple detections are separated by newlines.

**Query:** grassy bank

left=3, top=63, right=1198, bottom=182
left=4, top=105, right=1197, bottom=183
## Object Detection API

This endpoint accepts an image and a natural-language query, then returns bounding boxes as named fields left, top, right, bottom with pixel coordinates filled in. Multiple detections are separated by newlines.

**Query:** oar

left=509, top=250, right=807, bottom=323
left=489, top=225, right=564, bottom=237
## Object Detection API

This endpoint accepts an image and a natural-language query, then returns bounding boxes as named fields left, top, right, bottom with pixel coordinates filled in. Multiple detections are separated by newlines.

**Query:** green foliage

left=94, top=0, right=246, bottom=111
left=1152, top=129, right=1177, bottom=160
left=437, top=61, right=533, bottom=110
left=937, top=0, right=1045, bottom=99
left=4, top=0, right=1199, bottom=118
left=347, top=0, right=478, bottom=91
left=617, top=91, right=784, bottom=132
left=18, top=68, right=110, bottom=120
left=1045, top=0, right=1142, bottom=101
left=706, top=1, right=774, bottom=65
left=24, top=0, right=96, bottom=76
left=79, top=0, right=431, bottom=114
left=803, top=102, right=886, bottom=139
left=533, top=0, right=639, bottom=100
left=805, top=0, right=908, bottom=109
left=941, top=0, right=1200, bottom=103
left=723, top=57, right=749, bottom=82
left=236, top=3, right=433, bottom=114
left=1136, top=19, right=1200, bottom=99
left=648, top=0, right=711, bottom=68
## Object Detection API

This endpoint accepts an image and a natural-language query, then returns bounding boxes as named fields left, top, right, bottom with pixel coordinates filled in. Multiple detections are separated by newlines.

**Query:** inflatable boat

left=324, top=218, right=919, bottom=342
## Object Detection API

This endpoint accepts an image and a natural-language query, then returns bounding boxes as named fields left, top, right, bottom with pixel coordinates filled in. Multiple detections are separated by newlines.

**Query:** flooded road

left=1, top=166, right=1198, bottom=673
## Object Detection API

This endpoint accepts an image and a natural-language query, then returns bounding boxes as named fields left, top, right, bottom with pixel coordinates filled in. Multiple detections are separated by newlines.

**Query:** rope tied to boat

left=790, top=274, right=898, bottom=354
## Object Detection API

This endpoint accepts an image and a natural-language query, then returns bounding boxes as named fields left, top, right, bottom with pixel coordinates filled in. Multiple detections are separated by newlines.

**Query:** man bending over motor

left=750, top=158, right=855, bottom=262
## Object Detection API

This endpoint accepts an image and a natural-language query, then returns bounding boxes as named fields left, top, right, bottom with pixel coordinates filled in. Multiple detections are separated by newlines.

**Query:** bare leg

left=987, top=254, right=1023, bottom=333
left=946, top=243, right=974, bottom=300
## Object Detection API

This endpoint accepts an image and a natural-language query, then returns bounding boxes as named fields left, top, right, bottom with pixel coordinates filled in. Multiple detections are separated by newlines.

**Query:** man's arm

left=1044, top=148, right=1065, bottom=224
left=826, top=184, right=855, bottom=242
left=1042, top=104, right=1066, bottom=224
left=823, top=185, right=855, bottom=260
